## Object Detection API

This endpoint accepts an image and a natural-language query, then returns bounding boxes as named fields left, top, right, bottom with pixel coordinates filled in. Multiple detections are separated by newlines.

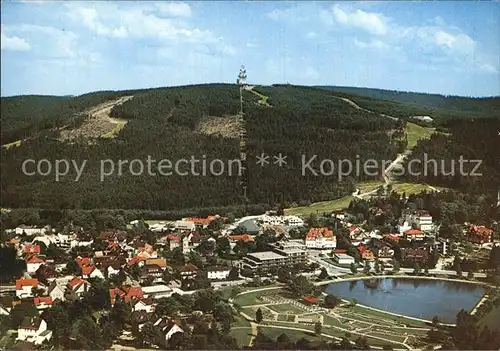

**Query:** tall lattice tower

left=237, top=65, right=247, bottom=115
left=237, top=65, right=248, bottom=202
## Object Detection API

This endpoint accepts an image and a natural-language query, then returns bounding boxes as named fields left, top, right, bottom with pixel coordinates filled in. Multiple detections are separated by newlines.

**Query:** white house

left=70, top=239, right=93, bottom=248
left=81, top=265, right=105, bottom=280
left=206, top=266, right=231, bottom=280
left=260, top=215, right=304, bottom=227
left=16, top=278, right=39, bottom=298
left=141, top=285, right=174, bottom=299
left=406, top=211, right=433, bottom=232
left=132, top=299, right=155, bottom=313
left=174, top=220, right=196, bottom=231
left=333, top=253, right=356, bottom=265
left=67, top=278, right=90, bottom=297
left=15, top=225, right=48, bottom=236
left=17, top=317, right=52, bottom=345
left=153, top=317, right=184, bottom=344
left=47, top=281, right=65, bottom=302
left=305, top=228, right=336, bottom=249
left=398, top=221, right=412, bottom=236
left=26, top=256, right=45, bottom=274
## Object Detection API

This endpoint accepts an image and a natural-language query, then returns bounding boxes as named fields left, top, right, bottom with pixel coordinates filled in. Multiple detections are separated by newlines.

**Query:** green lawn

left=356, top=180, right=385, bottom=193
left=230, top=327, right=253, bottom=348
left=285, top=196, right=353, bottom=216
left=405, top=122, right=435, bottom=149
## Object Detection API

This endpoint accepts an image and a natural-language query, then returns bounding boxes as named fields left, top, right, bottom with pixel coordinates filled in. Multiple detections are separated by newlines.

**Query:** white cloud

left=76, top=7, right=128, bottom=38
left=67, top=3, right=218, bottom=45
left=1, top=31, right=31, bottom=51
left=264, top=5, right=311, bottom=24
left=155, top=2, right=192, bottom=17
left=306, top=31, right=317, bottom=39
left=329, top=5, right=388, bottom=35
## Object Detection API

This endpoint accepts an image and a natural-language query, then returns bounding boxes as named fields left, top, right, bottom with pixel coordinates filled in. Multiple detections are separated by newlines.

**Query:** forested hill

left=0, top=83, right=498, bottom=211
left=316, top=85, right=500, bottom=119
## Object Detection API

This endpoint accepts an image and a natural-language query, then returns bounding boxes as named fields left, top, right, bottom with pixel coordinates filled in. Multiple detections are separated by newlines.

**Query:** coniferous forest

left=1, top=84, right=499, bottom=211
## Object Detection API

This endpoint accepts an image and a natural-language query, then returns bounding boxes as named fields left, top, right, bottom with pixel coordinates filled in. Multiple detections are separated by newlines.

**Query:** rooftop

left=247, top=251, right=285, bottom=261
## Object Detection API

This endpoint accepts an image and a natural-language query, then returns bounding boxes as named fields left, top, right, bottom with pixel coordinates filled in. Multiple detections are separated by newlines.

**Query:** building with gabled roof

left=467, top=225, right=493, bottom=244
left=305, top=227, right=336, bottom=249
left=17, top=317, right=52, bottom=345
left=23, top=245, right=40, bottom=255
left=33, top=296, right=53, bottom=310
left=66, top=277, right=90, bottom=297
left=26, top=255, right=45, bottom=274
left=16, top=278, right=39, bottom=298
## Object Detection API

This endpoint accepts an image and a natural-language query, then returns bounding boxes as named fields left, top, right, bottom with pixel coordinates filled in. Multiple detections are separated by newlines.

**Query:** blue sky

left=1, top=1, right=499, bottom=97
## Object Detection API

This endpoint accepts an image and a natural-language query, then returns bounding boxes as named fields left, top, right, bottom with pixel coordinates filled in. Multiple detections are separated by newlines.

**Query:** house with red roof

left=26, top=255, right=45, bottom=274
left=23, top=245, right=40, bottom=255
left=16, top=278, right=39, bottom=298
left=66, top=277, right=90, bottom=297
left=81, top=264, right=105, bottom=279
left=305, top=227, right=336, bottom=249
left=404, top=229, right=425, bottom=242
left=303, top=296, right=319, bottom=304
left=228, top=234, right=254, bottom=242
left=356, top=245, right=375, bottom=261
left=33, top=296, right=53, bottom=310
left=467, top=225, right=493, bottom=244
left=109, top=286, right=144, bottom=305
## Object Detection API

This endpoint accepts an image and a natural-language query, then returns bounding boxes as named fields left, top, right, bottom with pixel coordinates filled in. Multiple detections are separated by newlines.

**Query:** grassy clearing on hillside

left=246, top=87, right=271, bottom=107
left=285, top=196, right=353, bottom=216
left=392, top=182, right=444, bottom=195
left=357, top=180, right=385, bottom=193
left=101, top=119, right=127, bottom=138
left=196, top=115, right=242, bottom=138
left=405, top=122, right=435, bottom=149
left=2, top=140, right=21, bottom=149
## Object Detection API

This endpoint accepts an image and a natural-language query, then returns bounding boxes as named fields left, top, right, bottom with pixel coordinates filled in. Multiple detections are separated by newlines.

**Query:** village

left=1, top=199, right=499, bottom=350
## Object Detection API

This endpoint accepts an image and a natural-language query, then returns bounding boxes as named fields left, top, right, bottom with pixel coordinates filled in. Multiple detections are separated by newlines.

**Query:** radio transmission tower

left=237, top=65, right=247, bottom=115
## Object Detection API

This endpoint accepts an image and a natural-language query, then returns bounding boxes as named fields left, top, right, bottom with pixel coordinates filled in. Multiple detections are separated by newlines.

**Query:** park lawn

left=259, top=326, right=322, bottom=342
left=285, top=196, right=353, bottom=216
left=230, top=327, right=253, bottom=348
left=350, top=305, right=428, bottom=328
left=368, top=331, right=407, bottom=344
left=233, top=314, right=252, bottom=328
left=405, top=122, right=435, bottom=149
left=268, top=303, right=305, bottom=315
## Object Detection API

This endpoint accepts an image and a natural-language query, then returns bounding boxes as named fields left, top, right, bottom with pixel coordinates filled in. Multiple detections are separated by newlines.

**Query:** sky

left=1, top=1, right=499, bottom=97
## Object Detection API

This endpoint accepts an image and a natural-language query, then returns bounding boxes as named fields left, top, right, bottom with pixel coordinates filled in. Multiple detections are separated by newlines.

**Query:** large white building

left=206, top=266, right=231, bottom=280
left=406, top=211, right=433, bottom=232
left=259, top=215, right=304, bottom=227
left=305, top=227, right=336, bottom=249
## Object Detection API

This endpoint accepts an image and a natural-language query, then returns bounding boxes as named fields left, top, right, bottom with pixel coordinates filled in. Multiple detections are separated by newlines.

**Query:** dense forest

left=400, top=118, right=500, bottom=194
left=317, top=85, right=500, bottom=120
left=1, top=84, right=498, bottom=211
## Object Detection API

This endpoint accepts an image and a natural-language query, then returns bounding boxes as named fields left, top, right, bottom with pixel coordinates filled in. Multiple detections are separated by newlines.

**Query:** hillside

left=316, top=85, right=500, bottom=120
left=1, top=83, right=498, bottom=211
